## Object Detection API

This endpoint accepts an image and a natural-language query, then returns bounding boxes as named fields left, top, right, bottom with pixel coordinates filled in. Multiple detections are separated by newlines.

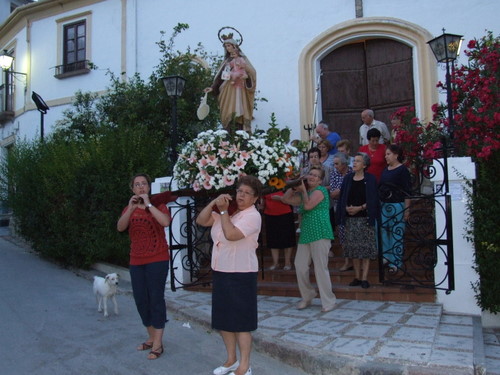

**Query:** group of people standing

left=264, top=110, right=412, bottom=312
left=115, top=110, right=411, bottom=375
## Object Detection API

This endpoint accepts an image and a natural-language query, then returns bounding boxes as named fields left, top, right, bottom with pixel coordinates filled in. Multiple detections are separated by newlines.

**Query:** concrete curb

left=91, top=262, right=131, bottom=282
left=472, top=316, right=487, bottom=375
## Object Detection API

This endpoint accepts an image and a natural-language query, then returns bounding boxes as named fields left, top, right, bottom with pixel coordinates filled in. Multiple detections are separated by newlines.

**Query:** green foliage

left=54, top=91, right=102, bottom=139
left=1, top=23, right=223, bottom=268
left=465, top=151, right=500, bottom=313
left=1, top=126, right=167, bottom=268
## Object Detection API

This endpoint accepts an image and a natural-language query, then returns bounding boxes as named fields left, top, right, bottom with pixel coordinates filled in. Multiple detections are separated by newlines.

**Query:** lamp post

left=32, top=91, right=50, bottom=142
left=427, top=30, right=463, bottom=294
left=427, top=29, right=463, bottom=193
left=162, top=75, right=186, bottom=172
left=0, top=50, right=26, bottom=113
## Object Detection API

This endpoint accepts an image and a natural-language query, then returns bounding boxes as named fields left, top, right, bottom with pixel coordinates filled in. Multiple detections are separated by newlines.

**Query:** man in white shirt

left=359, top=109, right=390, bottom=145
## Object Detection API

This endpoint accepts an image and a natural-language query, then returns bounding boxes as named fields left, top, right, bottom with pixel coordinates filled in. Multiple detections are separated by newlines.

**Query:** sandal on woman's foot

left=137, top=342, right=153, bottom=351
left=147, top=345, right=164, bottom=360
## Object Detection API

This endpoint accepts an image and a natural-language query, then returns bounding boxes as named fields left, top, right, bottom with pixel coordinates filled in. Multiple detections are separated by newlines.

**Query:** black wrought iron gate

left=378, top=158, right=455, bottom=293
left=164, top=157, right=456, bottom=293
left=166, top=195, right=214, bottom=291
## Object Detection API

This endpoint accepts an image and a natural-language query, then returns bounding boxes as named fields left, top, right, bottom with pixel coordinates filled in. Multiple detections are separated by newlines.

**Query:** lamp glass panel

left=175, top=77, right=186, bottom=96
left=0, top=54, right=14, bottom=70
left=446, top=35, right=463, bottom=60
left=163, top=77, right=176, bottom=96
left=428, top=36, right=447, bottom=62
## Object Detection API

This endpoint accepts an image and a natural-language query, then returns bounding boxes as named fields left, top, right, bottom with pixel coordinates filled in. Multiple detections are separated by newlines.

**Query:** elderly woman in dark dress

left=337, top=152, right=380, bottom=289
left=196, top=175, right=262, bottom=375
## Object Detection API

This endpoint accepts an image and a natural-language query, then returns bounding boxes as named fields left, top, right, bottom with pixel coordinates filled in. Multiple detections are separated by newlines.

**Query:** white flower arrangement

left=173, top=128, right=300, bottom=192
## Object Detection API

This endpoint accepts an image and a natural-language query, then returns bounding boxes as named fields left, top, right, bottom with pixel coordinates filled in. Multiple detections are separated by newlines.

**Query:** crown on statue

left=218, top=26, right=243, bottom=46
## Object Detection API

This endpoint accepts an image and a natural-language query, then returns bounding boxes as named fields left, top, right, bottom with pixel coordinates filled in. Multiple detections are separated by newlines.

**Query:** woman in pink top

left=196, top=175, right=262, bottom=375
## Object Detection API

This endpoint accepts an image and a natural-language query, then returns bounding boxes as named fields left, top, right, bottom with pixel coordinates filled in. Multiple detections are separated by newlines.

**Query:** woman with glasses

left=117, top=174, right=171, bottom=360
left=280, top=165, right=337, bottom=313
left=196, top=175, right=262, bottom=375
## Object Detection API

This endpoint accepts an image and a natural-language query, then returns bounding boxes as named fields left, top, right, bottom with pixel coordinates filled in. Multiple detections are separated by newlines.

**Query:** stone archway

left=298, top=17, right=437, bottom=141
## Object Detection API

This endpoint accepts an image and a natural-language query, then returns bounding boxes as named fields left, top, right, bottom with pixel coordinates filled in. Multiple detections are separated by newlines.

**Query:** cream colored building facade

left=0, top=0, right=498, bottom=145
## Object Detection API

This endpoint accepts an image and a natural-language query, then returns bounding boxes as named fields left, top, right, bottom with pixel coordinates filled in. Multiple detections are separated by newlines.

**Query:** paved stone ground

left=166, top=288, right=500, bottom=375
left=2, top=225, right=499, bottom=375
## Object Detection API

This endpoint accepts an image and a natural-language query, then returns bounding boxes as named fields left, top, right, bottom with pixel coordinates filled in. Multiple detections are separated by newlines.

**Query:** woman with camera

left=117, top=174, right=171, bottom=360
left=196, top=175, right=262, bottom=375
left=280, top=165, right=337, bottom=312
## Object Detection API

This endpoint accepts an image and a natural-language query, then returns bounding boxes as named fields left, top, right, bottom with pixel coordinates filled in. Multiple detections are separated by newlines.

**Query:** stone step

left=186, top=277, right=436, bottom=303
left=256, top=281, right=435, bottom=302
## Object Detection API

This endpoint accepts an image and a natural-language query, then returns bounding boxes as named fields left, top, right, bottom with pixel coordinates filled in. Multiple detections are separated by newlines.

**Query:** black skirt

left=211, top=271, right=258, bottom=332
left=264, top=212, right=296, bottom=249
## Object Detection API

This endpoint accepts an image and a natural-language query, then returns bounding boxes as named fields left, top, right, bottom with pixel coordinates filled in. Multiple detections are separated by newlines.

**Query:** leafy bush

left=467, top=152, right=500, bottom=313
left=2, top=126, right=167, bottom=267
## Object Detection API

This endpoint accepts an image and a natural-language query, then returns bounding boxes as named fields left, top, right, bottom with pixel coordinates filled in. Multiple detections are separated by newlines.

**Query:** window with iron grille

left=54, top=20, right=90, bottom=78
left=63, top=20, right=86, bottom=72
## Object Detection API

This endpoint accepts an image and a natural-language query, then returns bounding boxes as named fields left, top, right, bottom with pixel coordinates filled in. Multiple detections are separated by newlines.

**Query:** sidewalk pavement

left=165, top=289, right=500, bottom=375
left=97, top=261, right=500, bottom=375
left=2, top=225, right=499, bottom=375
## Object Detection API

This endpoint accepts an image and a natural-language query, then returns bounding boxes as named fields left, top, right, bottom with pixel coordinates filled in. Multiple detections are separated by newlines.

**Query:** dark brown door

left=320, top=38, right=414, bottom=150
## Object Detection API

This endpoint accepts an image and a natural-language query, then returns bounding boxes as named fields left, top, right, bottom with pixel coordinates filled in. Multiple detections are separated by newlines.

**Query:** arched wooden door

left=320, top=38, right=415, bottom=150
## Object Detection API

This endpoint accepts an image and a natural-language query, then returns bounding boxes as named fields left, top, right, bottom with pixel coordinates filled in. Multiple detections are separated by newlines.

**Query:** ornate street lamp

left=427, top=30, right=463, bottom=138
left=162, top=75, right=186, bottom=171
left=0, top=50, right=27, bottom=114
left=0, top=51, right=14, bottom=70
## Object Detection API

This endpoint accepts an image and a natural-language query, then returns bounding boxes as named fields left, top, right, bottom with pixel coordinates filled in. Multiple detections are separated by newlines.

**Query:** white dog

left=93, top=273, right=120, bottom=317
